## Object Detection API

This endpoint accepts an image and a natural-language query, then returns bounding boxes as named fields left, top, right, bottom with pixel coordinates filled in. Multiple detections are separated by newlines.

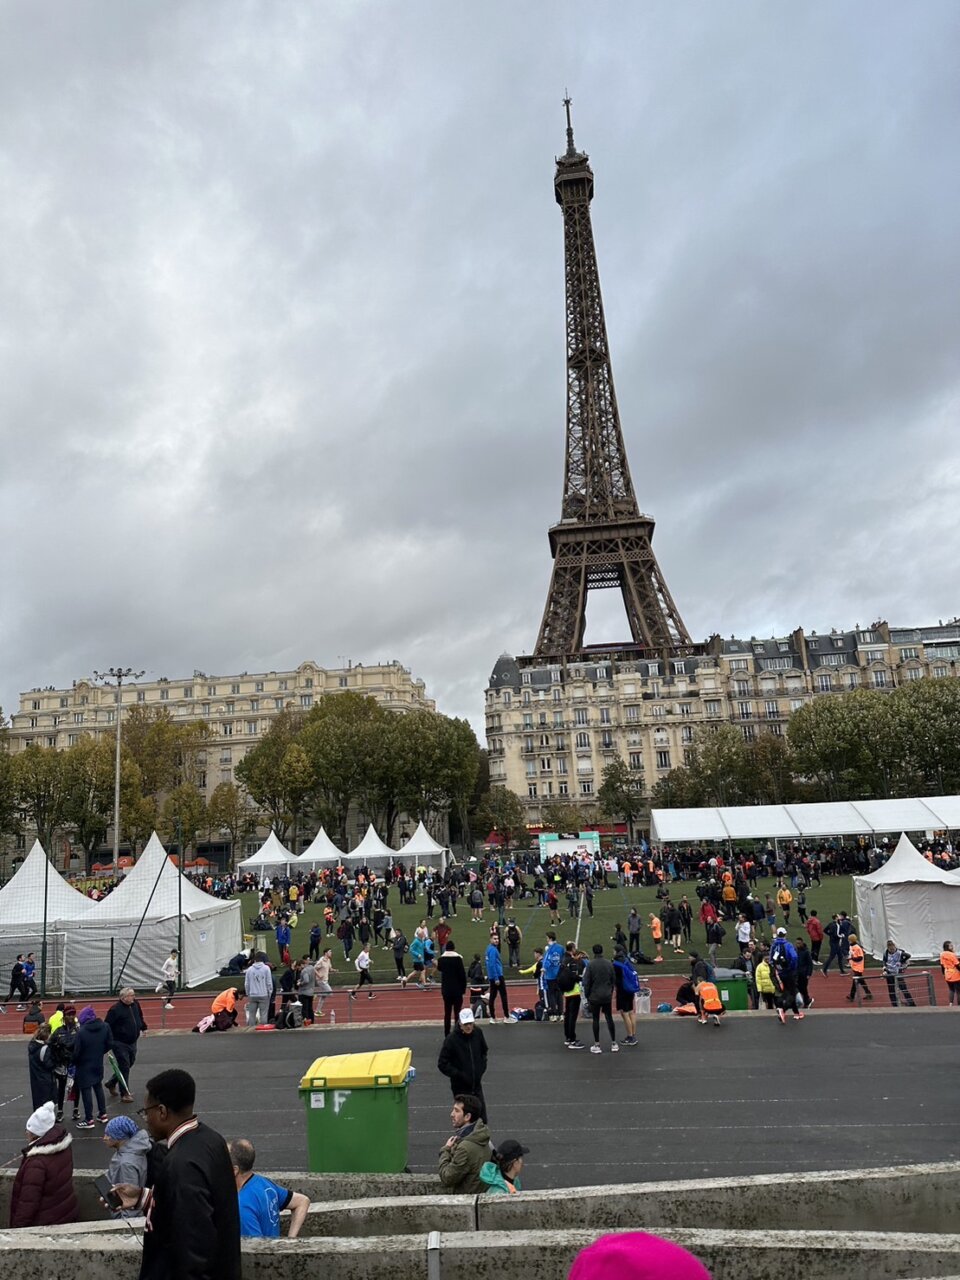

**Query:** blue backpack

left=617, top=960, right=640, bottom=994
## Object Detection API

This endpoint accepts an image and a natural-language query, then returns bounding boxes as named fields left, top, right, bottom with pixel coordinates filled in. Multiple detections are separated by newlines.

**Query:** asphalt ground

left=1, top=1008, right=957, bottom=1190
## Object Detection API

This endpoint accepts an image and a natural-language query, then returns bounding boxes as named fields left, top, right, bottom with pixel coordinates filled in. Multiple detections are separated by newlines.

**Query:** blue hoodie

left=542, top=941, right=565, bottom=981
left=770, top=937, right=798, bottom=972
left=485, top=943, right=504, bottom=981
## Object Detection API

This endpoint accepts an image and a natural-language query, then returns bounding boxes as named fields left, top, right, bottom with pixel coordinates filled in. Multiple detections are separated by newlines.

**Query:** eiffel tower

left=533, top=101, right=692, bottom=660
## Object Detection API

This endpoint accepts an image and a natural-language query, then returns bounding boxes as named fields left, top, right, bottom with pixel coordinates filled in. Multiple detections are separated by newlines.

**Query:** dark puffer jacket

left=10, top=1125, right=79, bottom=1228
left=437, top=1025, right=488, bottom=1094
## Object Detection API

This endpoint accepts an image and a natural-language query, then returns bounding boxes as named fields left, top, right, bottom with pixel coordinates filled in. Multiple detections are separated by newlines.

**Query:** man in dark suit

left=114, top=1068, right=240, bottom=1280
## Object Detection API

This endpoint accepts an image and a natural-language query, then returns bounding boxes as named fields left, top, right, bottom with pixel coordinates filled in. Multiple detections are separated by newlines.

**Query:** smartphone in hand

left=93, top=1174, right=123, bottom=1212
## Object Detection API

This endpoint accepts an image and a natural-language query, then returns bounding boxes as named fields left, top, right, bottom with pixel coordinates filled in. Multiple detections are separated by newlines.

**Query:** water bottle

left=330, top=1008, right=336, bottom=1026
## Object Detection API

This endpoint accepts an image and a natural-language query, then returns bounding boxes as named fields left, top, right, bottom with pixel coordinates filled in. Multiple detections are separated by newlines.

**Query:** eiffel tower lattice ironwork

left=533, top=100, right=692, bottom=660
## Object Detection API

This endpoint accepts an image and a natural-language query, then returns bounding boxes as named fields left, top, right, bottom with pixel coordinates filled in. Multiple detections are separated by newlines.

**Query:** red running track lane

left=0, top=967, right=943, bottom=1034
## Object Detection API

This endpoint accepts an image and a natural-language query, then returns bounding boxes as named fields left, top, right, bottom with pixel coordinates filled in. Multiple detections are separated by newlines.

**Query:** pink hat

left=568, top=1232, right=712, bottom=1280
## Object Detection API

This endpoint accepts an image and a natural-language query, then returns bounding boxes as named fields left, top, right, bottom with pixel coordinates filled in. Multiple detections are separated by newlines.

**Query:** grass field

left=204, top=874, right=860, bottom=993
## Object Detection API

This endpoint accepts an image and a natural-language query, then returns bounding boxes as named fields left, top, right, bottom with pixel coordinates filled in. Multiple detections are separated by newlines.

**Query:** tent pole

left=40, top=849, right=49, bottom=998
left=177, top=819, right=184, bottom=992
left=113, top=844, right=169, bottom=993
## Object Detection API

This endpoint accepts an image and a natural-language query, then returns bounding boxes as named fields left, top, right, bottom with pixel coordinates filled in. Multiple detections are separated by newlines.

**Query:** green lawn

left=200, top=875, right=858, bottom=993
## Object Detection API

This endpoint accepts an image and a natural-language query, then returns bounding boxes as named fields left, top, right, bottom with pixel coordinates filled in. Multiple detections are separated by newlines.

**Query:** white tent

left=64, top=832, right=242, bottom=991
left=651, top=795, right=960, bottom=843
left=853, top=832, right=960, bottom=958
left=398, top=821, right=449, bottom=869
left=237, top=831, right=296, bottom=872
left=297, top=828, right=344, bottom=868
left=344, top=824, right=397, bottom=868
left=0, top=841, right=96, bottom=989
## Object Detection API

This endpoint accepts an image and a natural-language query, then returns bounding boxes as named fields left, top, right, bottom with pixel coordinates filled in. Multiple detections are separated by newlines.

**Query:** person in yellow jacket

left=776, top=883, right=793, bottom=925
left=846, top=934, right=873, bottom=1003
left=694, top=980, right=724, bottom=1027
left=939, top=941, right=960, bottom=1006
left=754, top=956, right=777, bottom=1010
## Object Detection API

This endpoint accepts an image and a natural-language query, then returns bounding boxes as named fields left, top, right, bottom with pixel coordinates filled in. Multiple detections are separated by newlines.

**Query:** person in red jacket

left=805, top=910, right=825, bottom=964
left=10, top=1100, right=79, bottom=1228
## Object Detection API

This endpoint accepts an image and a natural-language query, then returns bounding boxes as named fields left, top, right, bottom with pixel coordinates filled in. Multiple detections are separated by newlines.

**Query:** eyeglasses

left=137, top=1103, right=163, bottom=1118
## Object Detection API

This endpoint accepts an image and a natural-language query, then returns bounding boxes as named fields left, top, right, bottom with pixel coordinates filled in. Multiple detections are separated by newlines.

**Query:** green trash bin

left=715, top=976, right=749, bottom=1011
left=299, top=1048, right=412, bottom=1173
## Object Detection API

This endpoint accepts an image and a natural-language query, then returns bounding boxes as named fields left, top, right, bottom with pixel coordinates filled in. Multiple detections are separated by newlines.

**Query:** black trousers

left=884, top=974, right=915, bottom=1006
left=443, top=993, right=463, bottom=1036
left=488, top=977, right=509, bottom=1019
left=589, top=999, right=616, bottom=1044
left=105, top=1042, right=136, bottom=1093
left=563, top=994, right=581, bottom=1042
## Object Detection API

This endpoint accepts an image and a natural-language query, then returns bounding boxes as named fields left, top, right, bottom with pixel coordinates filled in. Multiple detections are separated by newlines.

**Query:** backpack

left=507, top=925, right=520, bottom=945
left=557, top=955, right=579, bottom=993
left=618, top=961, right=640, bottom=994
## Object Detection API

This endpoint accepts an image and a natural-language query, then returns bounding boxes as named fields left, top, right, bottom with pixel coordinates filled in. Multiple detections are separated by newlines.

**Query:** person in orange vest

left=939, top=941, right=960, bottom=1006
left=845, top=934, right=873, bottom=1003
left=648, top=914, right=664, bottom=963
left=694, top=979, right=724, bottom=1027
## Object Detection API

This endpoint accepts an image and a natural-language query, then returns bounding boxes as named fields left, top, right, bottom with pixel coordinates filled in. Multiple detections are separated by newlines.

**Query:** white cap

left=26, top=1101, right=57, bottom=1138
left=458, top=1008, right=475, bottom=1025
left=776, top=927, right=787, bottom=936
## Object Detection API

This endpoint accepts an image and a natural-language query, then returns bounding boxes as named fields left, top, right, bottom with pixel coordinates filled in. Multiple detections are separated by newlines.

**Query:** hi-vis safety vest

left=940, top=950, right=960, bottom=982
left=697, top=982, right=723, bottom=1012
left=850, top=944, right=865, bottom=975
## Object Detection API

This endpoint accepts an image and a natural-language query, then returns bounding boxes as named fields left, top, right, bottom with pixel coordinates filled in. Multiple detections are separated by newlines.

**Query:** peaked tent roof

left=297, top=828, right=344, bottom=866
left=89, top=832, right=228, bottom=921
left=237, top=831, right=295, bottom=869
left=399, top=821, right=448, bottom=856
left=345, top=824, right=397, bottom=862
left=0, top=841, right=96, bottom=926
left=857, top=832, right=960, bottom=886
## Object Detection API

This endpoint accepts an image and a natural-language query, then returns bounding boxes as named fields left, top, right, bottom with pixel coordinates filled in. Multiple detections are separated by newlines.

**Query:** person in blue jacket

left=542, top=932, right=565, bottom=1020
left=485, top=940, right=509, bottom=1022
left=769, top=927, right=800, bottom=1024
left=275, top=920, right=291, bottom=963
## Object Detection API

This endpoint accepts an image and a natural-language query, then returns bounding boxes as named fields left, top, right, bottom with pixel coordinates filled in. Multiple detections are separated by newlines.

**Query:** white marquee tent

left=344, top=824, right=397, bottom=868
left=651, top=796, right=960, bottom=843
left=398, top=821, right=450, bottom=869
left=853, top=832, right=960, bottom=959
left=0, top=841, right=96, bottom=988
left=297, top=828, right=344, bottom=868
left=237, top=831, right=296, bottom=872
left=63, top=832, right=242, bottom=991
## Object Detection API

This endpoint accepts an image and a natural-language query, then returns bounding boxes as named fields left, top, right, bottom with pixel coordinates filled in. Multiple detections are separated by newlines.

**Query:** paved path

left=0, top=1008, right=958, bottom=1190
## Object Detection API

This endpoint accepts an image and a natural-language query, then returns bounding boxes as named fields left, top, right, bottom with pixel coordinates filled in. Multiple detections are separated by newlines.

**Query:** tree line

left=0, top=693, right=484, bottom=866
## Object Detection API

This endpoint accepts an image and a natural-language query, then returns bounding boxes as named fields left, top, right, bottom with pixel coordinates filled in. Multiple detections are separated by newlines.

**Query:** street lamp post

left=93, top=666, right=145, bottom=875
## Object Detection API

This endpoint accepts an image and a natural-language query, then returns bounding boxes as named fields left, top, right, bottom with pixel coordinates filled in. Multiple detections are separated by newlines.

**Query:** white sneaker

left=590, top=1044, right=602, bottom=1054
left=164, top=1003, right=175, bottom=1010
left=610, top=1041, right=620, bottom=1053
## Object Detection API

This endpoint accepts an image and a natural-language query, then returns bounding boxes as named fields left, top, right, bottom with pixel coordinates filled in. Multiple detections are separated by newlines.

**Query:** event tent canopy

left=345, top=824, right=397, bottom=865
left=237, top=831, right=296, bottom=871
left=296, top=827, right=344, bottom=867
left=398, top=821, right=449, bottom=867
left=651, top=796, right=960, bottom=843
left=64, top=832, right=241, bottom=990
left=0, top=841, right=95, bottom=928
left=854, top=832, right=960, bottom=958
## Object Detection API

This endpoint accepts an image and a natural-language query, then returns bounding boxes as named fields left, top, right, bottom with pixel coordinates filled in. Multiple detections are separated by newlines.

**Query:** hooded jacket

left=437, top=951, right=467, bottom=998
left=581, top=956, right=615, bottom=1005
left=437, top=1025, right=488, bottom=1093
left=485, top=944, right=504, bottom=982
left=479, top=1161, right=521, bottom=1194
left=72, top=1017, right=114, bottom=1088
left=10, top=1124, right=79, bottom=1228
left=437, top=1120, right=492, bottom=1194
left=106, top=1127, right=153, bottom=1207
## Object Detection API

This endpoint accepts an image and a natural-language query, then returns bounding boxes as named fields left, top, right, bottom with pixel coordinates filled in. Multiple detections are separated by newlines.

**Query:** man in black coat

left=104, top=987, right=148, bottom=1103
left=437, top=942, right=468, bottom=1035
left=437, top=1009, right=489, bottom=1122
left=114, top=1068, right=240, bottom=1280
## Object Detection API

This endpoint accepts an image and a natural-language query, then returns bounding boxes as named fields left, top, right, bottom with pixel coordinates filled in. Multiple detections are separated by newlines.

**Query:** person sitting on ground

left=10, top=1100, right=79, bottom=1228
left=102, top=1115, right=152, bottom=1217
left=211, top=987, right=241, bottom=1030
left=438, top=1093, right=492, bottom=1195
left=228, top=1138, right=310, bottom=1239
left=479, top=1138, right=528, bottom=1195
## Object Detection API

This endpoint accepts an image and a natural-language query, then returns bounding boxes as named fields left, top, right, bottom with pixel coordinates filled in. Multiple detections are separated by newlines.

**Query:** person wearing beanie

left=50, top=1005, right=79, bottom=1123
left=10, top=1100, right=79, bottom=1228
left=72, top=1005, right=114, bottom=1129
left=102, top=1115, right=152, bottom=1216
left=567, top=1231, right=712, bottom=1280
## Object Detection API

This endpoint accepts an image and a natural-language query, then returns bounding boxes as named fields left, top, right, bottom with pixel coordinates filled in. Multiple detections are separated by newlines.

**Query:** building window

left=253, top=681, right=263, bottom=693
left=656, top=750, right=671, bottom=770
left=222, top=723, right=233, bottom=736
left=681, top=726, right=693, bottom=744
left=580, top=781, right=593, bottom=796
left=249, top=699, right=259, bottom=712
left=934, top=665, right=948, bottom=678
left=558, top=781, right=569, bottom=796
left=574, top=708, right=588, bottom=726
left=74, top=712, right=84, bottom=724
left=575, top=732, right=590, bottom=749
left=137, top=691, right=146, bottom=702
left=833, top=636, right=844, bottom=648
left=790, top=698, right=804, bottom=711
left=300, top=694, right=313, bottom=708
left=762, top=657, right=791, bottom=671
left=29, top=717, right=38, bottom=728
left=552, top=688, right=561, bottom=704
left=183, top=687, right=194, bottom=699
left=521, top=671, right=531, bottom=685
left=558, top=758, right=568, bottom=775
left=817, top=674, right=832, bottom=693
left=525, top=760, right=536, bottom=777
left=523, top=714, right=533, bottom=729
left=207, top=685, right=217, bottom=696
left=555, top=735, right=566, bottom=750
left=553, top=711, right=563, bottom=726
left=650, top=680, right=661, bottom=698
left=522, top=691, right=531, bottom=706
left=738, top=702, right=752, bottom=719
left=160, top=688, right=169, bottom=701
left=873, top=670, right=888, bottom=688
left=705, top=700, right=721, bottom=716
left=765, top=700, right=779, bottom=718
left=647, top=662, right=660, bottom=677
left=303, top=677, right=313, bottom=689
left=599, top=708, right=611, bottom=725
left=59, top=697, right=68, bottom=708
left=808, top=638, right=819, bottom=649
left=899, top=648, right=919, bottom=661
left=225, top=701, right=235, bottom=714
left=733, top=680, right=750, bottom=697
left=601, top=731, right=613, bottom=748
left=246, top=721, right=258, bottom=735
left=679, top=702, right=692, bottom=716
left=68, top=733, right=79, bottom=745
left=278, top=680, right=288, bottom=692
left=539, top=734, right=550, bottom=748
left=31, top=700, right=40, bottom=711
left=596, top=667, right=608, bottom=681
left=539, top=712, right=548, bottom=726
left=673, top=661, right=686, bottom=676
left=730, top=659, right=748, bottom=671
left=540, top=757, right=552, bottom=772
left=626, top=705, right=639, bottom=721
left=629, top=752, right=644, bottom=770
left=742, top=724, right=756, bottom=741
left=819, top=654, right=843, bottom=667
left=903, top=667, right=922, bottom=681
left=523, top=736, right=534, bottom=752
left=652, top=704, right=665, bottom=718
left=528, top=784, right=538, bottom=798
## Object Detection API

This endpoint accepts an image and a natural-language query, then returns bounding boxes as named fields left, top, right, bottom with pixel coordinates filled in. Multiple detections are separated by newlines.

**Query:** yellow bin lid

left=299, top=1048, right=412, bottom=1090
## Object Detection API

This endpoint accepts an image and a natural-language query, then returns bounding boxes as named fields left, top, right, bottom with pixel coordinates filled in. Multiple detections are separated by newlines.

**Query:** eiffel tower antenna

left=533, top=107, right=691, bottom=659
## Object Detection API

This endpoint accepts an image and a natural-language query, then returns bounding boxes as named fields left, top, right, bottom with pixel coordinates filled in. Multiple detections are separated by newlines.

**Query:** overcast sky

left=2, top=1, right=958, bottom=735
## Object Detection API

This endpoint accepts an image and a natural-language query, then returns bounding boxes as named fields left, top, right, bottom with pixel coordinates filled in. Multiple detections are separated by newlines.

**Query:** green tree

left=298, top=693, right=387, bottom=845
left=648, top=765, right=703, bottom=810
left=742, top=732, right=797, bottom=805
left=160, top=783, right=208, bottom=855
left=61, top=736, right=140, bottom=869
left=0, top=710, right=20, bottom=841
left=234, top=709, right=306, bottom=840
left=12, top=745, right=69, bottom=851
left=475, top=787, right=527, bottom=851
left=122, top=706, right=208, bottom=797
left=597, top=755, right=646, bottom=839
left=207, top=782, right=259, bottom=859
